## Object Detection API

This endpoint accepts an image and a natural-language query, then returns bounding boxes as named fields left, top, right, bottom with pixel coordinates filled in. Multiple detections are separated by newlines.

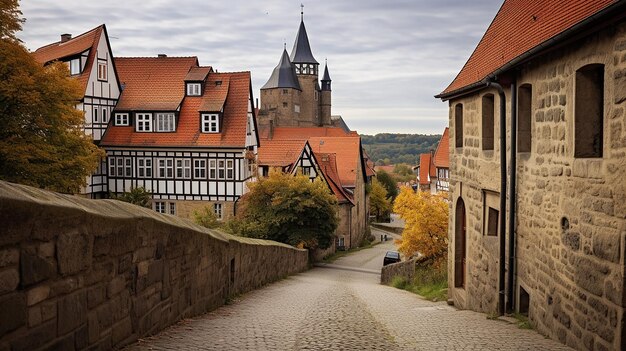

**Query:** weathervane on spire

left=301, top=3, right=304, bottom=21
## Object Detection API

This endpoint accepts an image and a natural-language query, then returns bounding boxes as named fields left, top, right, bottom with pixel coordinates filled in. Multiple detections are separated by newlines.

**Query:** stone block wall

left=447, top=21, right=626, bottom=351
left=0, top=181, right=308, bottom=350
left=380, top=258, right=417, bottom=285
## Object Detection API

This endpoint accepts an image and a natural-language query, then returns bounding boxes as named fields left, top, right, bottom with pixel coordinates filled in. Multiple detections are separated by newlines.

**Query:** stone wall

left=0, top=181, right=308, bottom=350
left=446, top=21, right=626, bottom=351
left=380, top=258, right=417, bottom=285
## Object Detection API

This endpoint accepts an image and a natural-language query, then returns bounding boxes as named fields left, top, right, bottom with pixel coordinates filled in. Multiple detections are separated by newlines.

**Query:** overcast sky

left=18, top=0, right=502, bottom=135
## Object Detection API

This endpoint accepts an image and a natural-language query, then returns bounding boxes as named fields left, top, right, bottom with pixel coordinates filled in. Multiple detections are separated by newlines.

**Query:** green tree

left=193, top=205, right=220, bottom=229
left=0, top=1, right=103, bottom=193
left=231, top=171, right=338, bottom=250
left=376, top=170, right=398, bottom=201
left=110, top=187, right=151, bottom=208
left=369, top=178, right=392, bottom=221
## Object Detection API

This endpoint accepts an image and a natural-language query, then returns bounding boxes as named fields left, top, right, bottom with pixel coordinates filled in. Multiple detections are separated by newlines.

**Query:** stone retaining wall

left=0, top=181, right=308, bottom=350
left=380, top=258, right=417, bottom=285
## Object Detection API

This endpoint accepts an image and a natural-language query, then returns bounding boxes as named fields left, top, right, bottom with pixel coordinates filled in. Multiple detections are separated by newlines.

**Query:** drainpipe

left=507, top=80, right=517, bottom=313
left=487, top=80, right=507, bottom=316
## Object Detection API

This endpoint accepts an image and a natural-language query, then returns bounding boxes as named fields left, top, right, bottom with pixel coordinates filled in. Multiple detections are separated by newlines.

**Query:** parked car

left=383, top=251, right=401, bottom=266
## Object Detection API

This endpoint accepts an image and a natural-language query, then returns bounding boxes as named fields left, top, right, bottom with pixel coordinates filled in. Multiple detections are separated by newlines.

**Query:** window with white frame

left=136, top=113, right=152, bottom=132
left=154, top=201, right=166, bottom=214
left=138, top=158, right=152, bottom=178
left=156, top=113, right=175, bottom=132
left=201, top=114, right=219, bottom=133
left=157, top=159, right=174, bottom=178
left=116, top=158, right=123, bottom=177
left=226, top=160, right=234, bottom=180
left=97, top=61, right=107, bottom=81
left=208, top=159, right=216, bottom=179
left=214, top=203, right=223, bottom=220
left=108, top=157, right=115, bottom=177
left=218, top=160, right=225, bottom=179
left=194, top=159, right=206, bottom=178
left=187, top=83, right=201, bottom=96
left=124, top=158, right=132, bottom=177
left=294, top=104, right=300, bottom=113
left=69, top=59, right=80, bottom=75
left=115, top=113, right=129, bottom=126
left=102, top=108, right=108, bottom=123
left=176, top=159, right=191, bottom=178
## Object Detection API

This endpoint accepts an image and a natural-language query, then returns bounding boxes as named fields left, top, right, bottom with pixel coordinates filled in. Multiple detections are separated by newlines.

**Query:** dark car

left=383, top=251, right=401, bottom=266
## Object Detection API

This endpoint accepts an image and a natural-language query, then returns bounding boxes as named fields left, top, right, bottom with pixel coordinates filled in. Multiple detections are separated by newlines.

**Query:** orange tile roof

left=308, top=136, right=361, bottom=187
left=434, top=128, right=449, bottom=169
left=101, top=71, right=251, bottom=148
left=316, top=153, right=353, bottom=205
left=440, top=0, right=618, bottom=97
left=114, top=56, right=199, bottom=111
left=32, top=25, right=104, bottom=92
left=185, top=66, right=212, bottom=81
left=258, top=126, right=350, bottom=140
left=418, top=153, right=432, bottom=185
left=257, top=139, right=306, bottom=167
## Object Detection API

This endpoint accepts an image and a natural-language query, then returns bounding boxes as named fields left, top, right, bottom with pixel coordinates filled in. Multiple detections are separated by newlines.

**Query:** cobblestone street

left=127, top=229, right=572, bottom=351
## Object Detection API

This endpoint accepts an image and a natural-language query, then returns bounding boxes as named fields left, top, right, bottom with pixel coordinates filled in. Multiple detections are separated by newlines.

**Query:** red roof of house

left=258, top=126, right=350, bottom=140
left=185, top=66, right=212, bottom=81
left=32, top=25, right=104, bottom=92
left=308, top=136, right=361, bottom=187
left=257, top=139, right=307, bottom=167
left=440, top=0, right=618, bottom=96
left=433, top=128, right=449, bottom=169
left=316, top=153, right=354, bottom=205
left=418, top=153, right=432, bottom=185
left=101, top=71, right=251, bottom=148
left=114, top=56, right=199, bottom=111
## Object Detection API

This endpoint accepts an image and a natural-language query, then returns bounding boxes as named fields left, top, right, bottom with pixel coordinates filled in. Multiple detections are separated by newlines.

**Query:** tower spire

left=301, top=3, right=304, bottom=21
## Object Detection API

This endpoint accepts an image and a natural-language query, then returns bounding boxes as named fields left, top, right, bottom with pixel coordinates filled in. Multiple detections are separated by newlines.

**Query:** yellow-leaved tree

left=393, top=187, right=449, bottom=261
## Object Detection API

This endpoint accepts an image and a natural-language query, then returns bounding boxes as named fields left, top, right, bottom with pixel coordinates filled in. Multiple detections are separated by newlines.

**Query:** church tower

left=320, top=61, right=332, bottom=126
left=259, top=49, right=302, bottom=127
left=290, top=10, right=321, bottom=126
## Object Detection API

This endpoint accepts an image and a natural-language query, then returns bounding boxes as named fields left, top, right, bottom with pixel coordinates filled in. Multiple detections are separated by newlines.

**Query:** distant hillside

left=361, top=133, right=442, bottom=165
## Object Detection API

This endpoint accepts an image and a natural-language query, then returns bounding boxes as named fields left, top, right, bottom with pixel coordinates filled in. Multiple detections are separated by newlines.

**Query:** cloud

left=19, top=0, right=502, bottom=134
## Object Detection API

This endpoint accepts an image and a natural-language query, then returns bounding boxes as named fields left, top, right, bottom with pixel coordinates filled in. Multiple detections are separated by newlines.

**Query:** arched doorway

left=454, top=198, right=467, bottom=288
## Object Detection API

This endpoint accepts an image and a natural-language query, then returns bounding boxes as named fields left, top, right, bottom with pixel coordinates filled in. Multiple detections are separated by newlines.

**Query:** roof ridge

left=33, top=24, right=103, bottom=52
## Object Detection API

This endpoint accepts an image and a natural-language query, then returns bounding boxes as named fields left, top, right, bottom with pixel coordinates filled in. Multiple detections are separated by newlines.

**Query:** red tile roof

left=418, top=153, right=432, bottom=185
left=434, top=128, right=449, bottom=169
left=185, top=66, right=212, bottom=81
left=114, top=56, right=199, bottom=111
left=258, top=126, right=350, bottom=139
left=101, top=71, right=251, bottom=148
left=308, top=136, right=361, bottom=187
left=32, top=25, right=104, bottom=92
left=440, top=0, right=618, bottom=97
left=316, top=153, right=354, bottom=205
left=257, top=139, right=306, bottom=167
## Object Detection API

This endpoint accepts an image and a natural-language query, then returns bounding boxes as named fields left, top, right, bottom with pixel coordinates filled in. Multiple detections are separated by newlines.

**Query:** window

left=156, top=113, right=175, bottom=132
left=136, top=113, right=152, bottom=132
left=102, top=108, right=108, bottom=123
left=176, top=159, right=191, bottom=178
left=214, top=203, right=223, bottom=220
left=154, top=202, right=166, bottom=214
left=97, top=61, right=107, bottom=81
left=483, top=191, right=499, bottom=237
left=218, top=160, right=225, bottom=179
left=575, top=64, right=604, bottom=158
left=138, top=158, right=152, bottom=178
left=108, top=157, right=115, bottom=177
left=187, top=83, right=201, bottom=96
left=226, top=160, right=234, bottom=179
left=124, top=158, right=132, bottom=177
left=282, top=102, right=288, bottom=108
left=294, top=104, right=300, bottom=113
left=455, top=104, right=463, bottom=148
left=301, top=166, right=311, bottom=176
left=194, top=159, right=206, bottom=178
left=169, top=202, right=176, bottom=215
left=486, top=208, right=499, bottom=236
left=94, top=108, right=98, bottom=122
left=116, top=158, right=123, bottom=177
left=518, top=84, right=532, bottom=153
left=208, top=160, right=216, bottom=179
left=201, top=114, right=219, bottom=133
left=115, top=113, right=129, bottom=126
left=69, top=59, right=80, bottom=75
left=282, top=89, right=289, bottom=94
left=482, top=94, right=494, bottom=151
left=157, top=159, right=173, bottom=178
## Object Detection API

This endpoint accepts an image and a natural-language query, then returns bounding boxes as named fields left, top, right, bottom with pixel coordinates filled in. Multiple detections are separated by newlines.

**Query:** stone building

left=436, top=1, right=626, bottom=350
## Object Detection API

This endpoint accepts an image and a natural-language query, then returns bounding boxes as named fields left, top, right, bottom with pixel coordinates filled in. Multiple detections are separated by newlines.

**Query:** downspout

left=507, top=80, right=517, bottom=313
left=487, top=80, right=507, bottom=316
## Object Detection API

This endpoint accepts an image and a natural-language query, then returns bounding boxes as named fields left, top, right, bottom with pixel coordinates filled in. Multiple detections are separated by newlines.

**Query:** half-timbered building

left=100, top=56, right=258, bottom=219
left=33, top=25, right=121, bottom=197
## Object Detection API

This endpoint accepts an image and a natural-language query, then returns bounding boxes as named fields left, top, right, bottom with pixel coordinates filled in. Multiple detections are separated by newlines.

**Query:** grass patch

left=322, top=241, right=381, bottom=263
left=511, top=312, right=533, bottom=329
left=389, top=260, right=448, bottom=301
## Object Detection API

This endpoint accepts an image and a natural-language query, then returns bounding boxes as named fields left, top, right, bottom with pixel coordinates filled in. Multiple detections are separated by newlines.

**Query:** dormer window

left=201, top=113, right=219, bottom=133
left=156, top=113, right=175, bottom=132
left=136, top=113, right=152, bottom=132
left=115, top=113, right=129, bottom=126
left=187, top=83, right=201, bottom=96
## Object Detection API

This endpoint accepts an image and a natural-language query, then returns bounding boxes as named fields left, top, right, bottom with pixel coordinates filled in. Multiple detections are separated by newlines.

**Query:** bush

left=193, top=206, right=220, bottom=229
left=391, top=276, right=408, bottom=289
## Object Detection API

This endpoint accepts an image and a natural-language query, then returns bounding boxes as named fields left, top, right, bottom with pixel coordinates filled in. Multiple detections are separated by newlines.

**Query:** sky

left=18, top=0, right=503, bottom=135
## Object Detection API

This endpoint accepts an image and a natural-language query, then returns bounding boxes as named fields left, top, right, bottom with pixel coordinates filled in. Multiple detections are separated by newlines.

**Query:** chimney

left=61, top=34, right=72, bottom=42
left=269, top=120, right=274, bottom=140
left=157, top=54, right=167, bottom=58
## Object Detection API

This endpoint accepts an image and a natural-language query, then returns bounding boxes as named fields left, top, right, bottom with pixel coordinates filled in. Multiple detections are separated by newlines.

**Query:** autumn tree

left=393, top=187, right=449, bottom=262
left=0, top=0, right=103, bottom=193
left=376, top=170, right=399, bottom=201
left=369, top=178, right=392, bottom=221
left=230, top=171, right=338, bottom=250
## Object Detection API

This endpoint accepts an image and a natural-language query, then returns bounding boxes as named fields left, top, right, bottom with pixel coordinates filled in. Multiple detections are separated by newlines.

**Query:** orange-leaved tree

left=393, top=187, right=449, bottom=261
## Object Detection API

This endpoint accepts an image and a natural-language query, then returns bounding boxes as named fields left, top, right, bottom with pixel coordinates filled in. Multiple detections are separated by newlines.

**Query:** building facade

left=437, top=1, right=626, bottom=350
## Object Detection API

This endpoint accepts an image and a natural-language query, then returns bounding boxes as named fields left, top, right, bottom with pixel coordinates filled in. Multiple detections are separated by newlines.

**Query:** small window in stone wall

left=482, top=94, right=495, bottom=151
left=518, top=84, right=532, bottom=153
left=482, top=190, right=499, bottom=237
left=486, top=207, right=499, bottom=236
left=455, top=103, right=463, bottom=148
left=575, top=64, right=604, bottom=158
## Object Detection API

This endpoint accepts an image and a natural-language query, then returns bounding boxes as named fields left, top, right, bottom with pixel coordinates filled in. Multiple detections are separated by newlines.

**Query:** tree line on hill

left=361, top=133, right=441, bottom=166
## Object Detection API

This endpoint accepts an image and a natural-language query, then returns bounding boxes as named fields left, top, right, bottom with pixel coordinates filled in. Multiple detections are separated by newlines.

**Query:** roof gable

left=433, top=128, right=450, bottom=168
